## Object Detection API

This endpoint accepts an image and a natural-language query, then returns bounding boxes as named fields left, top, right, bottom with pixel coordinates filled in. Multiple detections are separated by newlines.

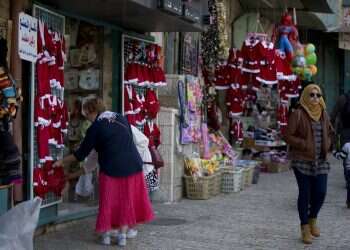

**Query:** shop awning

left=240, top=0, right=334, bottom=13
left=38, top=0, right=205, bottom=32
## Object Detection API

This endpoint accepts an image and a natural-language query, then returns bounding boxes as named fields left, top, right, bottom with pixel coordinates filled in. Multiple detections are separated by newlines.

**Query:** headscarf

left=300, top=84, right=326, bottom=122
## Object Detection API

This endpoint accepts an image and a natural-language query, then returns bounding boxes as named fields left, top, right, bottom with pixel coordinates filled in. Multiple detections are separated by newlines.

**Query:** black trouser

left=343, top=161, right=350, bottom=203
left=293, top=168, right=328, bottom=225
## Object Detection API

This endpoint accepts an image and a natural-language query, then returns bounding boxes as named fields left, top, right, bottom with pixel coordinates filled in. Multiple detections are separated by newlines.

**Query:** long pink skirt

left=95, top=171, right=154, bottom=233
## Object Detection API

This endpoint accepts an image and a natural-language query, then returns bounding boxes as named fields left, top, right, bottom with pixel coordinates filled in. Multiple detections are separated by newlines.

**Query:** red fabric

left=230, top=120, right=244, bottom=141
left=35, top=96, right=51, bottom=163
left=240, top=39, right=262, bottom=74
left=44, top=161, right=66, bottom=197
left=227, top=49, right=243, bottom=69
left=124, top=85, right=141, bottom=125
left=95, top=171, right=154, bottom=233
left=278, top=80, right=289, bottom=104
left=256, top=41, right=278, bottom=86
left=214, top=64, right=230, bottom=90
left=37, top=60, right=51, bottom=97
left=145, top=89, right=160, bottom=119
left=124, top=63, right=139, bottom=84
left=226, top=87, right=243, bottom=117
left=277, top=103, right=289, bottom=126
left=207, top=102, right=220, bottom=131
left=144, top=121, right=161, bottom=147
left=33, top=167, right=48, bottom=198
left=135, top=94, right=146, bottom=126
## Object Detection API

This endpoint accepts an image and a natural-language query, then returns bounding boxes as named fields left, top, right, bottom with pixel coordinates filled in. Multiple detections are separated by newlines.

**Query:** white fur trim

left=242, top=67, right=260, bottom=73
left=229, top=111, right=243, bottom=117
left=215, top=85, right=230, bottom=90
left=256, top=77, right=278, bottom=85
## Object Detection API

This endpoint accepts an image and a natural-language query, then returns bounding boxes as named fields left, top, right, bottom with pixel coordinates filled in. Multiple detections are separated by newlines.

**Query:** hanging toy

left=272, top=12, right=299, bottom=62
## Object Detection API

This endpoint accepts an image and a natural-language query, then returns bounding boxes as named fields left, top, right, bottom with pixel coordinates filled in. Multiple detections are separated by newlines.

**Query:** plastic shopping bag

left=0, top=197, right=42, bottom=250
left=75, top=173, right=94, bottom=197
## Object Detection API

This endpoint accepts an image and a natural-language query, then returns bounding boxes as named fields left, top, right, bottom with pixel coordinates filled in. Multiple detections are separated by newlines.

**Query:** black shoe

left=347, top=202, right=350, bottom=209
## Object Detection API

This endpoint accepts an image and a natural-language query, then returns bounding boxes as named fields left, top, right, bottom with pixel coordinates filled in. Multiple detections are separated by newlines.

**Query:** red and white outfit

left=278, top=80, right=289, bottom=104
left=124, top=63, right=139, bottom=85
left=144, top=120, right=161, bottom=148
left=275, top=49, right=296, bottom=81
left=34, top=96, right=52, bottom=163
left=240, top=39, right=261, bottom=74
left=256, top=41, right=278, bottom=86
left=285, top=76, right=301, bottom=98
left=33, top=167, right=48, bottom=198
left=277, top=103, right=289, bottom=135
left=214, top=64, right=230, bottom=90
left=226, top=86, right=244, bottom=117
left=135, top=93, right=146, bottom=126
left=37, top=20, right=53, bottom=98
left=124, top=85, right=141, bottom=126
left=230, top=119, right=244, bottom=142
left=44, top=161, right=66, bottom=196
left=145, top=89, right=160, bottom=119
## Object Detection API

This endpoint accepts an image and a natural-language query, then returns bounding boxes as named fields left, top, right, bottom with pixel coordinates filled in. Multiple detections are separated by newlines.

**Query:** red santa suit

left=144, top=120, right=161, bottom=148
left=256, top=41, right=278, bottom=86
left=124, top=63, right=139, bottom=85
left=33, top=167, right=48, bottom=198
left=275, top=49, right=296, bottom=81
left=240, top=38, right=262, bottom=74
left=124, top=85, right=141, bottom=125
left=226, top=86, right=243, bottom=117
left=277, top=103, right=289, bottom=135
left=145, top=89, right=160, bottom=119
left=36, top=20, right=52, bottom=98
left=135, top=93, right=146, bottom=126
left=34, top=96, right=52, bottom=163
left=278, top=80, right=289, bottom=104
left=214, top=64, right=230, bottom=90
left=46, top=95, right=64, bottom=148
left=44, top=161, right=66, bottom=197
left=230, top=119, right=244, bottom=142
left=286, top=76, right=301, bottom=98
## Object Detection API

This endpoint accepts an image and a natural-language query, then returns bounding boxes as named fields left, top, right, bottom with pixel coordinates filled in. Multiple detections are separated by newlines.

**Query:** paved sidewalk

left=34, top=158, right=350, bottom=250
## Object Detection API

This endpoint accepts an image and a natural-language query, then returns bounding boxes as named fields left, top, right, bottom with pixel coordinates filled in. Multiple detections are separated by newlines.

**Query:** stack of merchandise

left=259, top=150, right=290, bottom=173
left=183, top=156, right=221, bottom=200
left=0, top=67, right=22, bottom=120
left=178, top=75, right=203, bottom=145
left=33, top=20, right=67, bottom=198
left=123, top=38, right=167, bottom=189
left=213, top=12, right=315, bottom=139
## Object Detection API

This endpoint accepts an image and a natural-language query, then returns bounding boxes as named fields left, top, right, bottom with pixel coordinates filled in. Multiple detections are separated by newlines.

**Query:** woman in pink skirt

left=53, top=96, right=154, bottom=247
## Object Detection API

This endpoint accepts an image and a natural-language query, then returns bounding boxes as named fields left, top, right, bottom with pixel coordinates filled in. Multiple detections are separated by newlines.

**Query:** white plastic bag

left=75, top=173, right=94, bottom=197
left=0, top=197, right=42, bottom=250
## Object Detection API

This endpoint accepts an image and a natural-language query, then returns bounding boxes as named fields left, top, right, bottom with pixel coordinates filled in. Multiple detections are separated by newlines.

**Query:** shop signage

left=339, top=32, right=350, bottom=50
left=18, top=12, right=37, bottom=62
left=158, top=0, right=183, bottom=16
left=182, top=4, right=200, bottom=23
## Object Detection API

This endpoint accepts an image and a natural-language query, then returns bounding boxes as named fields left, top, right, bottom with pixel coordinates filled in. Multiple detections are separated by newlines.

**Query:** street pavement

left=34, top=157, right=350, bottom=250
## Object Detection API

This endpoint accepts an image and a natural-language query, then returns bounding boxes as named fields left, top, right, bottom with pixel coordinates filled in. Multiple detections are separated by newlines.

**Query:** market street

left=34, top=157, right=350, bottom=250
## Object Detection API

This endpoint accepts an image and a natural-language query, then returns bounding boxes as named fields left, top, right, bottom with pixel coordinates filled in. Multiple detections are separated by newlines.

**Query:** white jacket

left=131, top=125, right=154, bottom=175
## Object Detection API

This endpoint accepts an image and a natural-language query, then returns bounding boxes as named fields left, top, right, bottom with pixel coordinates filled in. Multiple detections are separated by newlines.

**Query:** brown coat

left=283, top=107, right=334, bottom=161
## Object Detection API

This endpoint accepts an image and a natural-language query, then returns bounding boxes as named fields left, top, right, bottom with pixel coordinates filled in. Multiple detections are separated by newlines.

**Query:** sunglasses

left=309, top=93, right=322, bottom=98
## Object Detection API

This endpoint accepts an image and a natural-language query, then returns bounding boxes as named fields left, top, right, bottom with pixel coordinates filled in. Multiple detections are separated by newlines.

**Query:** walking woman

left=53, top=96, right=154, bottom=247
left=284, top=84, right=334, bottom=244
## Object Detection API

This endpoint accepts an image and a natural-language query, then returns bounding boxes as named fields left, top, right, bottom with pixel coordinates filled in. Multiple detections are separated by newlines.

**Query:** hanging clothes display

left=33, top=19, right=67, bottom=198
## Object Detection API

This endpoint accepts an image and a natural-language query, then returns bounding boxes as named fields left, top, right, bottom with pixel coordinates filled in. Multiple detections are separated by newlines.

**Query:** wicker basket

left=221, top=168, right=242, bottom=193
left=209, top=172, right=221, bottom=196
left=184, top=173, right=219, bottom=200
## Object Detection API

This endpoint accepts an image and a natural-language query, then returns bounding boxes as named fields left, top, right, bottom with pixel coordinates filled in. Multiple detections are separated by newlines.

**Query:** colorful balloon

left=305, top=43, right=316, bottom=55
left=309, top=65, right=318, bottom=75
left=306, top=53, right=317, bottom=65
left=303, top=67, right=312, bottom=80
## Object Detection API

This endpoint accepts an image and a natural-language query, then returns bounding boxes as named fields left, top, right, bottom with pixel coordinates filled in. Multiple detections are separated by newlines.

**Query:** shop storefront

left=1, top=0, right=206, bottom=226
